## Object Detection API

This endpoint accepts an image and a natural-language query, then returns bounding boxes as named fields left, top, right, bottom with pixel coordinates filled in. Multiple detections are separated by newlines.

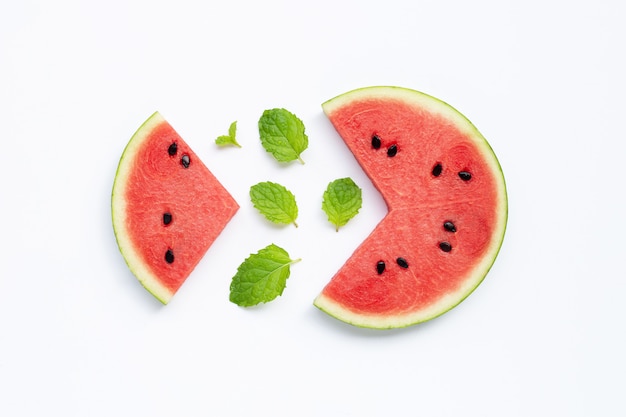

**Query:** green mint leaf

left=229, top=244, right=301, bottom=307
left=258, top=108, right=308, bottom=164
left=250, top=181, right=299, bottom=227
left=215, top=121, right=241, bottom=147
left=322, top=177, right=363, bottom=231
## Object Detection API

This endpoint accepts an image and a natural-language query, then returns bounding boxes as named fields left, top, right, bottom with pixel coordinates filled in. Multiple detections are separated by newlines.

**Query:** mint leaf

left=250, top=181, right=299, bottom=227
left=258, top=108, right=308, bottom=164
left=215, top=121, right=241, bottom=147
left=229, top=244, right=301, bottom=307
left=322, top=177, right=363, bottom=231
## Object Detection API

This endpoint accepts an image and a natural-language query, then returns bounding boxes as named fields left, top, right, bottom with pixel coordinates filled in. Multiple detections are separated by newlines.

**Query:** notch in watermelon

left=112, top=112, right=239, bottom=304
left=314, top=86, right=508, bottom=329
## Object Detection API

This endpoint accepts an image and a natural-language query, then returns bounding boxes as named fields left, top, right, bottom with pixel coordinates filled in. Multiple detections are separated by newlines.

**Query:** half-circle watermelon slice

left=112, top=112, right=239, bottom=304
left=314, top=86, right=507, bottom=329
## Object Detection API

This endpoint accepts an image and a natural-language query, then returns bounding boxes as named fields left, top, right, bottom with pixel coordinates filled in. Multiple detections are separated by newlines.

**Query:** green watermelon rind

left=111, top=111, right=174, bottom=304
left=314, top=86, right=508, bottom=329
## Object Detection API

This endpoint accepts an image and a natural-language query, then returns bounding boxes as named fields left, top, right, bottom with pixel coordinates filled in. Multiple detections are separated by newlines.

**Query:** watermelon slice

left=112, top=112, right=239, bottom=304
left=314, top=86, right=507, bottom=329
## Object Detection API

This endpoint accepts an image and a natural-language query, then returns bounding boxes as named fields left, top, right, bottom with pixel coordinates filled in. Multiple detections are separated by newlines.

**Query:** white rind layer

left=111, top=111, right=173, bottom=304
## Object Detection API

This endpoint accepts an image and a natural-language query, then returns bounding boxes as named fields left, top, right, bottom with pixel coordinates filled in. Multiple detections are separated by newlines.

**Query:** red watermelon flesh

left=112, top=112, right=239, bottom=304
left=314, top=87, right=507, bottom=329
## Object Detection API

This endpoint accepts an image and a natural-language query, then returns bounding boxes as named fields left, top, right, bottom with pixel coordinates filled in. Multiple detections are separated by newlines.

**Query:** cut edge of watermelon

left=111, top=111, right=174, bottom=304
left=315, top=86, right=509, bottom=329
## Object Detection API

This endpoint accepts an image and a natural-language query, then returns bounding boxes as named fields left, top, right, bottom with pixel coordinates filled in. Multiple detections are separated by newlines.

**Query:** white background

left=1, top=1, right=624, bottom=416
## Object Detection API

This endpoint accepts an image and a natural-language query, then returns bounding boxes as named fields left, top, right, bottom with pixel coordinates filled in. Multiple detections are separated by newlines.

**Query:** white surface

left=1, top=1, right=624, bottom=416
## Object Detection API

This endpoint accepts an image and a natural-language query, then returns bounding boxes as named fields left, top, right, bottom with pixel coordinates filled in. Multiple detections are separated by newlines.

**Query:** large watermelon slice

left=314, top=86, right=507, bottom=329
left=112, top=112, right=239, bottom=304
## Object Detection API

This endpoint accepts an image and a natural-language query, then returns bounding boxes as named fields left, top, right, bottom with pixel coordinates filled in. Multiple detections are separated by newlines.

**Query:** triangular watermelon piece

left=314, top=87, right=507, bottom=329
left=112, top=112, right=239, bottom=304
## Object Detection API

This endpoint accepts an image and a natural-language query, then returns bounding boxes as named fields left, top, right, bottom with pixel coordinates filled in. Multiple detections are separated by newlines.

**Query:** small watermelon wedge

left=112, top=112, right=239, bottom=304
left=314, top=86, right=507, bottom=329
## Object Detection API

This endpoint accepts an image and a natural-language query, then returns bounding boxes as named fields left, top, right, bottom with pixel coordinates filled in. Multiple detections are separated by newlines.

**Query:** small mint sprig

left=215, top=121, right=241, bottom=148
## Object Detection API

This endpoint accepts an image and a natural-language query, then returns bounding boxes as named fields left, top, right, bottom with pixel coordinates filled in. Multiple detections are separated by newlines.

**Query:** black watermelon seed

left=432, top=163, right=443, bottom=177
left=181, top=154, right=190, bottom=168
left=439, top=242, right=452, bottom=252
left=443, top=221, right=456, bottom=233
left=387, top=144, right=398, bottom=157
left=376, top=261, right=386, bottom=275
left=165, top=248, right=175, bottom=264
left=168, top=142, right=178, bottom=156
left=371, top=135, right=381, bottom=149
left=458, top=171, right=472, bottom=181
left=396, top=257, right=409, bottom=268
left=163, top=212, right=172, bottom=226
